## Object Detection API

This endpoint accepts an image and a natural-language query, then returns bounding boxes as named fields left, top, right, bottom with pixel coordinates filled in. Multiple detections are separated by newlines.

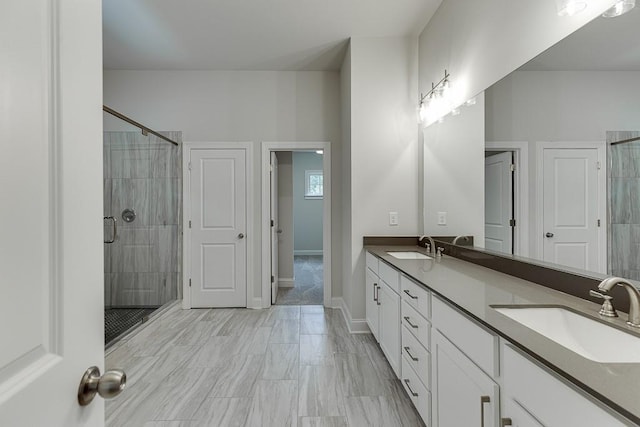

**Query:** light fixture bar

left=419, top=70, right=450, bottom=104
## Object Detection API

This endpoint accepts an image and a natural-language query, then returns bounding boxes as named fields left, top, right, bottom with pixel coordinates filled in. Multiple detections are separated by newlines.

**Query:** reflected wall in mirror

left=482, top=7, right=640, bottom=278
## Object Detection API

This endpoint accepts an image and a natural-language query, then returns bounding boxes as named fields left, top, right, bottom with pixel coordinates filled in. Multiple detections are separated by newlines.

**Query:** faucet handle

left=589, top=290, right=619, bottom=318
left=436, top=247, right=444, bottom=257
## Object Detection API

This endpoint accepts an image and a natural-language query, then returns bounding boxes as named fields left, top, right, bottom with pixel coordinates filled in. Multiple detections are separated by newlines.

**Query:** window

left=305, top=170, right=323, bottom=199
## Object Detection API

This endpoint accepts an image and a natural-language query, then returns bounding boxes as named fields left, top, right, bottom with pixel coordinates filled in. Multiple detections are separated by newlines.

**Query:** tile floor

left=105, top=304, right=424, bottom=426
left=276, top=256, right=324, bottom=305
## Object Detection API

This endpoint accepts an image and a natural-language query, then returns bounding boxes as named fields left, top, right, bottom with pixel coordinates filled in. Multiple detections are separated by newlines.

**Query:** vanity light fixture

left=315, top=150, right=323, bottom=154
left=418, top=70, right=451, bottom=124
left=464, top=97, right=477, bottom=106
left=602, top=0, right=635, bottom=17
left=556, top=0, right=588, bottom=16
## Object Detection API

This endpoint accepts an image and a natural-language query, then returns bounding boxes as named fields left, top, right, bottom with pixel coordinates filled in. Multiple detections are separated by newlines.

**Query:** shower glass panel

left=103, top=128, right=182, bottom=345
left=608, top=131, right=640, bottom=281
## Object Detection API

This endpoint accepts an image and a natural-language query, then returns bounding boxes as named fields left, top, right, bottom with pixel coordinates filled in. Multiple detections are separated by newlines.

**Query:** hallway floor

left=105, top=304, right=424, bottom=427
left=276, top=255, right=323, bottom=305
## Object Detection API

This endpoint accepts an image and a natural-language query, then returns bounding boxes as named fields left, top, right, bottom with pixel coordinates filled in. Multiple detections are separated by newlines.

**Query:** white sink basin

left=387, top=251, right=432, bottom=260
left=494, top=306, right=640, bottom=363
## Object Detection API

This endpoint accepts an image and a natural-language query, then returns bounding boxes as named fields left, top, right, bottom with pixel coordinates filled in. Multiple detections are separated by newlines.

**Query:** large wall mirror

left=427, top=6, right=640, bottom=282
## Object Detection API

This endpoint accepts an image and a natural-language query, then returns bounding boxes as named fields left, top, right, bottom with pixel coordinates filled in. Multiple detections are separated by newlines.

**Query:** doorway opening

left=261, top=142, right=331, bottom=308
left=272, top=151, right=324, bottom=305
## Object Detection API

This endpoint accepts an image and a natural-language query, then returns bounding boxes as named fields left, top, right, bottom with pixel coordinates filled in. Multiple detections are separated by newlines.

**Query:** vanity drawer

left=402, top=354, right=431, bottom=425
left=366, top=251, right=379, bottom=276
left=402, top=300, right=431, bottom=349
left=401, top=275, right=431, bottom=318
left=402, top=325, right=431, bottom=389
left=379, top=261, right=400, bottom=293
left=432, top=296, right=498, bottom=378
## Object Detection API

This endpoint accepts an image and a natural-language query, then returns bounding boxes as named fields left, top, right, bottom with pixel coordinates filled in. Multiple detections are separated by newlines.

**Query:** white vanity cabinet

left=501, top=343, right=629, bottom=427
left=400, top=275, right=432, bottom=425
left=365, top=252, right=401, bottom=377
left=431, top=296, right=500, bottom=427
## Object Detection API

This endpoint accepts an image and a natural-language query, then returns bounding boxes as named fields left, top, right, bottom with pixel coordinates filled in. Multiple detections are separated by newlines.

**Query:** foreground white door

left=189, top=148, right=248, bottom=307
left=0, top=1, right=105, bottom=425
left=542, top=148, right=600, bottom=271
left=270, top=152, right=279, bottom=304
left=485, top=152, right=514, bottom=254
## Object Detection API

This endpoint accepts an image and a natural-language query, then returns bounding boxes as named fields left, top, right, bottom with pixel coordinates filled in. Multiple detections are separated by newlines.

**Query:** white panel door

left=379, top=282, right=401, bottom=378
left=485, top=152, right=513, bottom=254
left=542, top=148, right=599, bottom=271
left=270, top=152, right=279, bottom=304
left=0, top=0, right=105, bottom=425
left=190, top=148, right=247, bottom=307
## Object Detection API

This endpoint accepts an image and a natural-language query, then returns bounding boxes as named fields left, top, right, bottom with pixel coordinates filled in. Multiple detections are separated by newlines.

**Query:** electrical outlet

left=437, top=211, right=447, bottom=225
left=389, top=212, right=399, bottom=226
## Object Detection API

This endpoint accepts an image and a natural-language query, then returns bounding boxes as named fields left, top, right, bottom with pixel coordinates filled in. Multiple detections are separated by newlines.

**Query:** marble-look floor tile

left=299, top=334, right=336, bottom=366
left=300, top=314, right=331, bottom=335
left=234, top=326, right=272, bottom=354
left=264, top=305, right=301, bottom=325
left=208, top=354, right=263, bottom=398
left=298, top=417, right=348, bottom=427
left=263, top=343, right=299, bottom=380
left=298, top=365, right=345, bottom=417
left=301, top=305, right=325, bottom=314
left=343, top=394, right=425, bottom=427
left=153, top=367, right=217, bottom=421
left=334, top=353, right=389, bottom=397
left=245, top=380, right=298, bottom=427
left=192, top=398, right=252, bottom=427
left=107, top=381, right=169, bottom=427
left=360, top=338, right=396, bottom=380
left=216, top=309, right=270, bottom=335
left=190, top=336, right=238, bottom=367
left=269, top=319, right=300, bottom=343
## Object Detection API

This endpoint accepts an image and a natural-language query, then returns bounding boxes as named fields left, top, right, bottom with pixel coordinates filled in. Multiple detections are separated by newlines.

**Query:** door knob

left=77, top=366, right=126, bottom=406
left=238, top=233, right=245, bottom=239
left=545, top=232, right=554, bottom=238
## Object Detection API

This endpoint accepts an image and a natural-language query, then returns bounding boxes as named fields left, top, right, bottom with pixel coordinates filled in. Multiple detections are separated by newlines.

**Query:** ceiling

left=103, top=0, right=442, bottom=71
left=521, top=7, right=640, bottom=71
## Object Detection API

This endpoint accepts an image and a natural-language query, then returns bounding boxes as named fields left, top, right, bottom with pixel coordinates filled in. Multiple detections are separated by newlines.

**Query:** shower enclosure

left=608, top=130, right=640, bottom=280
left=103, top=113, right=182, bottom=345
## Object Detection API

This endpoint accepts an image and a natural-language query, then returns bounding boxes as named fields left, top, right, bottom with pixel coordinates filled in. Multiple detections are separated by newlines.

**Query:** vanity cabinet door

left=365, top=268, right=379, bottom=341
left=432, top=330, right=499, bottom=427
left=502, top=399, right=543, bottom=427
left=379, top=281, right=401, bottom=378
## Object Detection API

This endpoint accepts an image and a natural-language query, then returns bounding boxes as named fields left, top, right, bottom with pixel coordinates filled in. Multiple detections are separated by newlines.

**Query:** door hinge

left=189, top=278, right=192, bottom=287
left=271, top=275, right=274, bottom=283
left=189, top=220, right=192, bottom=228
left=188, top=161, right=192, bottom=171
left=510, top=164, right=515, bottom=172
left=597, top=219, right=601, bottom=227
left=597, top=161, right=601, bottom=170
left=509, top=219, right=516, bottom=227
left=271, top=219, right=274, bottom=227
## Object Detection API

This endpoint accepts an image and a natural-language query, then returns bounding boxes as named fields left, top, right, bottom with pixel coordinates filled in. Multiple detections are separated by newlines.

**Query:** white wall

left=104, top=70, right=341, bottom=305
left=293, top=152, right=324, bottom=254
left=486, top=70, right=640, bottom=256
left=276, top=151, right=294, bottom=282
left=340, top=45, right=352, bottom=308
left=347, top=36, right=420, bottom=323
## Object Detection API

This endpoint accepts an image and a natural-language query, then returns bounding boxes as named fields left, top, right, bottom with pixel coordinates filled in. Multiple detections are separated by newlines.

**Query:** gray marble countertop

left=365, top=245, right=640, bottom=425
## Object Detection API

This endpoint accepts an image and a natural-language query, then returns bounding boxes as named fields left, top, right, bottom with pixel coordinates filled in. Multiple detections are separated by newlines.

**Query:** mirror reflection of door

left=485, top=151, right=514, bottom=254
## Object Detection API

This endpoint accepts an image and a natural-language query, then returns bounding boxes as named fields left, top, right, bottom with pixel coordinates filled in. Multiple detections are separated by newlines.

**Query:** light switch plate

left=389, top=211, right=399, bottom=226
left=437, top=211, right=447, bottom=225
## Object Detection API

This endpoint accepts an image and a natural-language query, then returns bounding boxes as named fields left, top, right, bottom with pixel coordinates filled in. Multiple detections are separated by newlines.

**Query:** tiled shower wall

left=104, top=131, right=182, bottom=307
left=608, top=131, right=640, bottom=281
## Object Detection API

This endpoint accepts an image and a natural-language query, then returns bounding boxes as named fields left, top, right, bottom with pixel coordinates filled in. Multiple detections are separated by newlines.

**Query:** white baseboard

left=294, top=250, right=323, bottom=256
left=279, top=277, right=294, bottom=288
left=332, top=297, right=371, bottom=334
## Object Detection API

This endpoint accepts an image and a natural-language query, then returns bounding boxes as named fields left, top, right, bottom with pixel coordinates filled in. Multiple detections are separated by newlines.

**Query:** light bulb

left=602, top=0, right=635, bottom=17
left=451, top=108, right=461, bottom=116
left=556, top=0, right=587, bottom=16
left=465, top=97, right=477, bottom=106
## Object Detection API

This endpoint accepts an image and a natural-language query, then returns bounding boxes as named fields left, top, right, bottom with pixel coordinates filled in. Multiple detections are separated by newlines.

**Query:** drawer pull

left=403, top=316, right=419, bottom=329
left=373, top=283, right=378, bottom=302
left=403, top=346, right=419, bottom=361
left=403, top=290, right=418, bottom=300
left=375, top=285, right=381, bottom=306
left=480, top=396, right=490, bottom=427
left=403, top=379, right=419, bottom=397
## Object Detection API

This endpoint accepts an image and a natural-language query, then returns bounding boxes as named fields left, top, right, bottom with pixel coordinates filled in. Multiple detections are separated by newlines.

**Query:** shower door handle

left=104, top=216, right=117, bottom=244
